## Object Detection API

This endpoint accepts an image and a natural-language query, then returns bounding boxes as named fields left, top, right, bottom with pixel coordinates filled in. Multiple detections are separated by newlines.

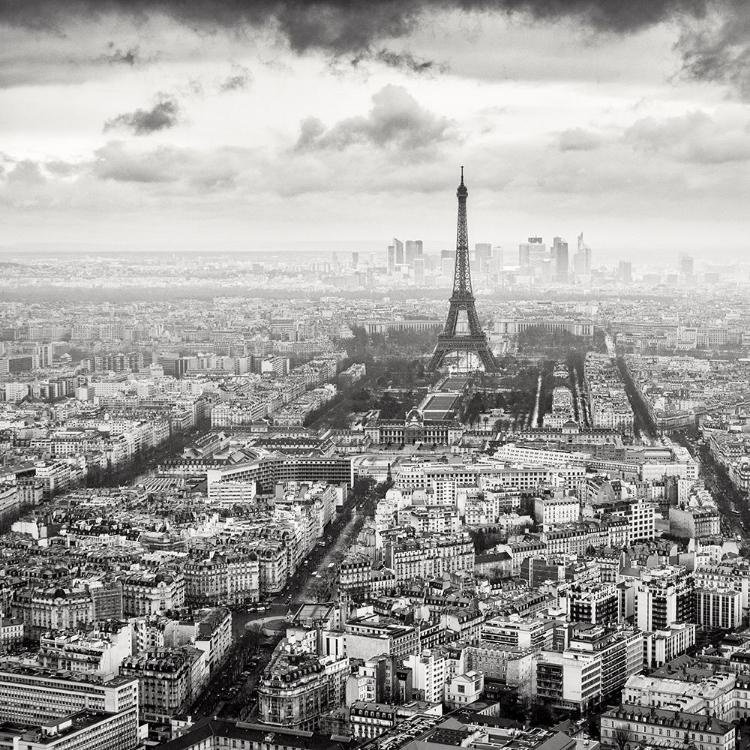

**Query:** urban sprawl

left=2, top=231, right=750, bottom=750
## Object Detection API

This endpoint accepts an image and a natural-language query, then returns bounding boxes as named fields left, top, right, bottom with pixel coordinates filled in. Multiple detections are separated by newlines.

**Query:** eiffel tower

left=427, top=168, right=498, bottom=372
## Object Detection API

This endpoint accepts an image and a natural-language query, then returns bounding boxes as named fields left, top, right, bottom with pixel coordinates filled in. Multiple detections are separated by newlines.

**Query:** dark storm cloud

left=94, top=42, right=162, bottom=67
left=676, top=12, right=750, bottom=98
left=294, top=84, right=453, bottom=152
left=98, top=42, right=139, bottom=66
left=348, top=48, right=445, bottom=74
left=104, top=94, right=181, bottom=135
left=2, top=0, right=749, bottom=91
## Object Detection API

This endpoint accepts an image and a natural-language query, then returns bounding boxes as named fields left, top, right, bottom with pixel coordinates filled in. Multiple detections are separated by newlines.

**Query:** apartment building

left=534, top=493, right=580, bottom=527
left=533, top=649, right=602, bottom=714
left=38, top=623, right=133, bottom=679
left=184, top=551, right=260, bottom=606
left=634, top=567, right=694, bottom=632
left=695, top=586, right=742, bottom=630
left=382, top=532, right=474, bottom=583
left=12, top=586, right=96, bottom=637
left=600, top=705, right=734, bottom=750
left=258, top=650, right=331, bottom=731
left=120, top=571, right=185, bottom=617
left=445, top=670, right=484, bottom=709
left=345, top=615, right=419, bottom=661
left=120, top=650, right=196, bottom=724
left=481, top=617, right=547, bottom=652
left=669, top=505, right=721, bottom=540
left=403, top=650, right=445, bottom=704
left=562, top=582, right=620, bottom=626
left=643, top=624, right=697, bottom=670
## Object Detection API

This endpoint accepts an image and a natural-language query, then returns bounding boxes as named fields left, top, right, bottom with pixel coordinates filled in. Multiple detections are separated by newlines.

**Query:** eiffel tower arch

left=427, top=168, right=498, bottom=373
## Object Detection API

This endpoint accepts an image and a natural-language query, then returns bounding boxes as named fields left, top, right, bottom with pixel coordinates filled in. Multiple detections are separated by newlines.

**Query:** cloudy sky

left=2, top=0, right=750, bottom=261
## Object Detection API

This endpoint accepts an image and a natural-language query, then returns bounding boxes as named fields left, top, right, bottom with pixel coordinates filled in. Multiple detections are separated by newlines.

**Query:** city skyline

left=2, top=2, right=750, bottom=254
left=5, top=3, right=750, bottom=745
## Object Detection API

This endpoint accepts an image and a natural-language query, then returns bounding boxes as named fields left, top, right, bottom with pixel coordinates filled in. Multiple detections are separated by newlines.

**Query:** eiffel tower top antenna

left=453, top=167, right=471, bottom=298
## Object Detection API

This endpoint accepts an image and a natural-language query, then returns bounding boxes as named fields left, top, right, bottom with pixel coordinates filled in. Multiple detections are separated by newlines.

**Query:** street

left=299, top=507, right=364, bottom=601
left=672, top=430, right=749, bottom=542
left=188, top=491, right=373, bottom=721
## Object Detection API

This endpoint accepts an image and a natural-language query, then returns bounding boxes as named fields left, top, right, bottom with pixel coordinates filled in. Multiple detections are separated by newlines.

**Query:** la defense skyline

left=383, top=224, right=715, bottom=287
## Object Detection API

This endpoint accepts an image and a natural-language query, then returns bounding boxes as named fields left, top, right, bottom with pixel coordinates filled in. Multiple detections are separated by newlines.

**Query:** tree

left=308, top=579, right=328, bottom=602
left=613, top=727, right=632, bottom=750
left=529, top=700, right=554, bottom=728
left=352, top=476, right=375, bottom=499
left=246, top=622, right=263, bottom=655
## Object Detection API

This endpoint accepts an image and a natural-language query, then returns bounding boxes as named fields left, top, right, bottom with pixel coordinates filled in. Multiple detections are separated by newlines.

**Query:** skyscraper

left=553, top=236, right=569, bottom=283
left=393, top=238, right=404, bottom=265
left=574, top=232, right=592, bottom=277
left=441, top=249, right=456, bottom=279
left=405, top=240, right=422, bottom=266
left=386, top=245, right=396, bottom=275
left=474, top=243, right=492, bottom=276
left=492, top=246, right=504, bottom=274
left=413, top=256, right=425, bottom=286
left=519, top=237, right=546, bottom=274
left=618, top=261, right=632, bottom=284
left=678, top=252, right=694, bottom=276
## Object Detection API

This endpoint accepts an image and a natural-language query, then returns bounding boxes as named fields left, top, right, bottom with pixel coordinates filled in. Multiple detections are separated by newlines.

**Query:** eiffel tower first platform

left=427, top=168, right=498, bottom=373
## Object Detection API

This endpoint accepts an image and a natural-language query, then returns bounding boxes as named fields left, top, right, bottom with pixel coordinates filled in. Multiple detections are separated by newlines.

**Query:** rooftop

left=157, top=719, right=355, bottom=750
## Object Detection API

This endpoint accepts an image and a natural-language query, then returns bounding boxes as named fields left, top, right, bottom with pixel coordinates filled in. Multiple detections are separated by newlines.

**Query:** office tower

left=386, top=245, right=396, bottom=275
left=441, top=255, right=454, bottom=277
left=414, top=240, right=424, bottom=257
left=413, top=256, right=425, bottom=286
left=441, top=249, right=456, bottom=278
left=427, top=169, right=497, bottom=372
left=405, top=240, right=421, bottom=266
left=553, top=236, right=569, bottom=283
left=352, top=252, right=359, bottom=268
left=474, top=243, right=491, bottom=260
left=393, top=238, right=404, bottom=265
left=574, top=232, right=592, bottom=276
left=0, top=664, right=139, bottom=726
left=678, top=252, right=694, bottom=276
left=519, top=237, right=546, bottom=272
left=474, top=243, right=492, bottom=276
left=618, top=261, right=632, bottom=284
left=492, top=246, right=503, bottom=274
